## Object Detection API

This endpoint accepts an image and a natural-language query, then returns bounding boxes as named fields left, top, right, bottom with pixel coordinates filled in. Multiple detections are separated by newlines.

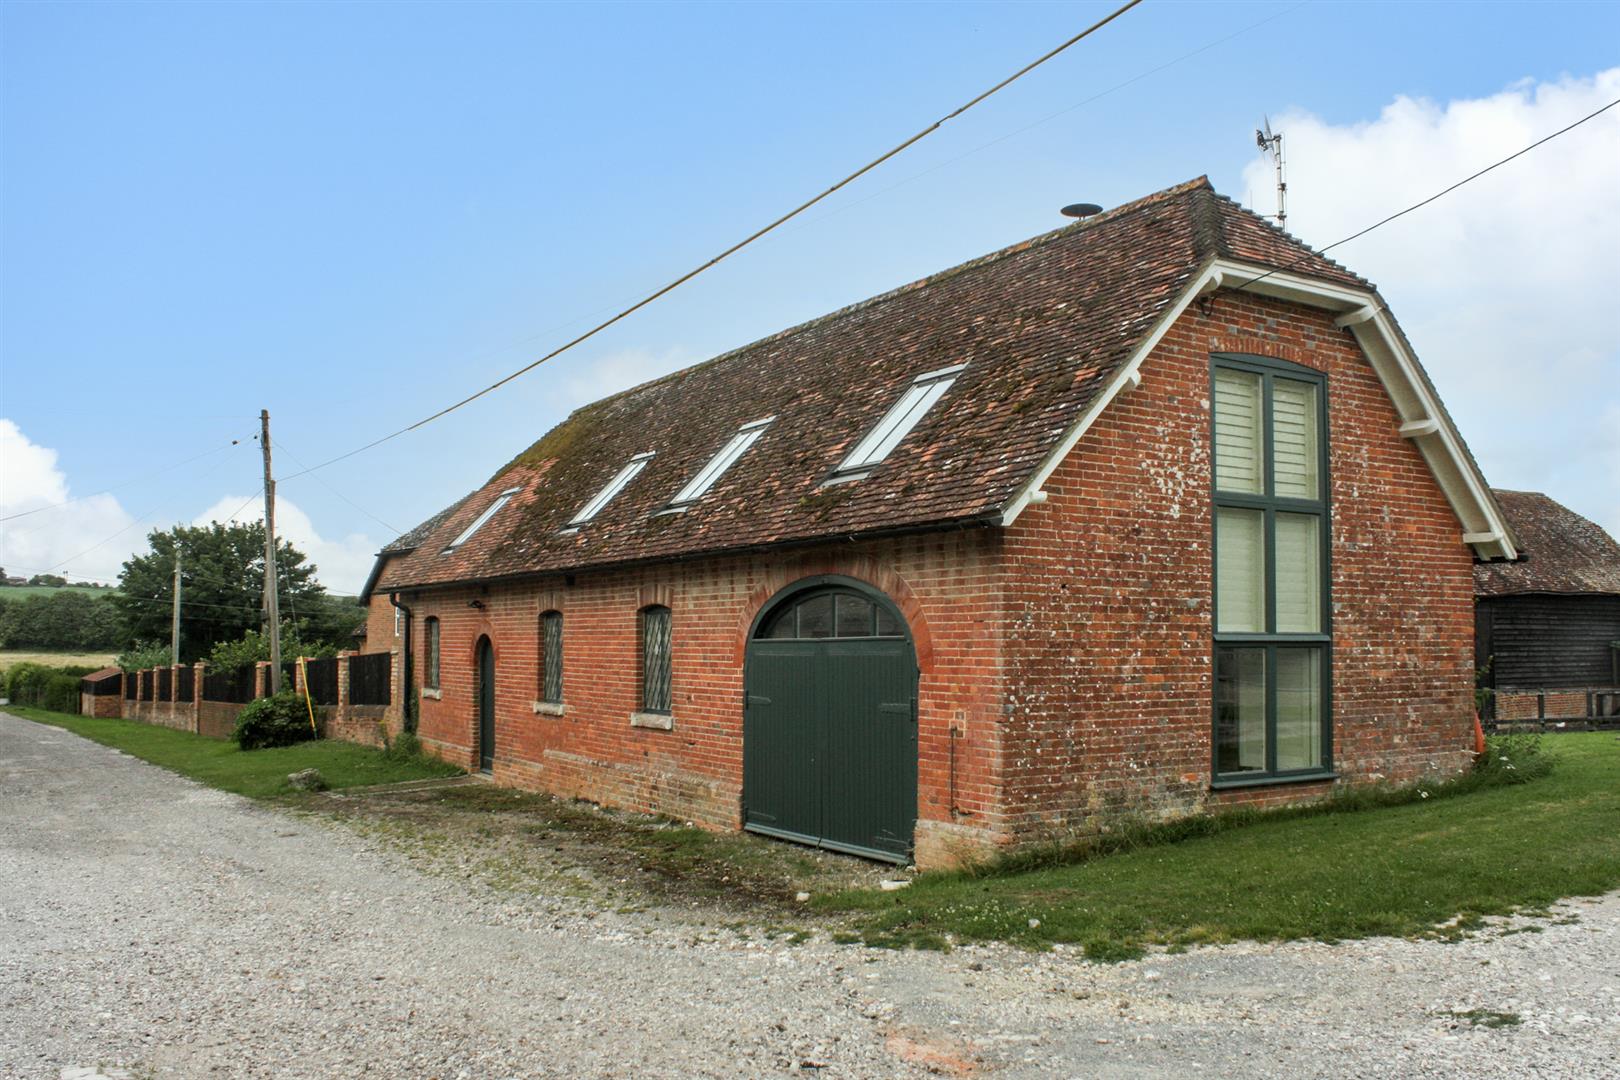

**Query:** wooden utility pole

left=260, top=409, right=283, bottom=693
left=170, top=548, right=182, bottom=665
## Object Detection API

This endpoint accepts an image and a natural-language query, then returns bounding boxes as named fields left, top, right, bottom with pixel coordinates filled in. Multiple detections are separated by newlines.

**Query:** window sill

left=629, top=711, right=674, bottom=731
left=1210, top=770, right=1336, bottom=791
left=421, top=688, right=442, bottom=701
left=533, top=700, right=566, bottom=717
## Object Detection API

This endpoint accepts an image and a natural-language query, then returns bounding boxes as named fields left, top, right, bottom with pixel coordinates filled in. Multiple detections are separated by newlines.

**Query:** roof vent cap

left=1060, top=202, right=1103, bottom=220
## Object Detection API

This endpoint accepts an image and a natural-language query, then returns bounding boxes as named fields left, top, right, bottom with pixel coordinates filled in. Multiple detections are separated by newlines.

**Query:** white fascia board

left=999, top=263, right=1222, bottom=527
left=1348, top=307, right=1517, bottom=559
left=998, top=257, right=1517, bottom=561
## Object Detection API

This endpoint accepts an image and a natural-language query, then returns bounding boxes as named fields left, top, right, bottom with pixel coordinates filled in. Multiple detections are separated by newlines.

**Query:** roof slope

left=378, top=178, right=1366, bottom=592
left=1475, top=490, right=1620, bottom=597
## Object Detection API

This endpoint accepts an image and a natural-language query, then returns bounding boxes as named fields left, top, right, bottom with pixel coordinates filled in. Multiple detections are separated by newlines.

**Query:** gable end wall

left=997, top=290, right=1476, bottom=838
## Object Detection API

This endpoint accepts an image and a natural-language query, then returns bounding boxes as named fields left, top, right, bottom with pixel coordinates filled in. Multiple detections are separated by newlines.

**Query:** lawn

left=5, top=706, right=462, bottom=798
left=820, top=733, right=1620, bottom=956
left=0, top=649, right=118, bottom=673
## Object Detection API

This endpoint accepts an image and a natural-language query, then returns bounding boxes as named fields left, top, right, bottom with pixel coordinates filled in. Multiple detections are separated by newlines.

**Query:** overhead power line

left=0, top=436, right=251, bottom=523
left=272, top=435, right=400, bottom=534
left=279, top=0, right=1145, bottom=481
left=1233, top=96, right=1620, bottom=295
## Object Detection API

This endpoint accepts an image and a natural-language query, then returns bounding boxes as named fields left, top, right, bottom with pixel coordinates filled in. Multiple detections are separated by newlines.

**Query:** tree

left=27, top=573, right=68, bottom=587
left=114, top=521, right=328, bottom=663
left=0, top=590, right=123, bottom=650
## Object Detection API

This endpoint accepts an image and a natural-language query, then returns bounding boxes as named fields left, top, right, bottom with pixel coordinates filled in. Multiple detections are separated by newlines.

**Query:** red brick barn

left=360, top=178, right=1518, bottom=867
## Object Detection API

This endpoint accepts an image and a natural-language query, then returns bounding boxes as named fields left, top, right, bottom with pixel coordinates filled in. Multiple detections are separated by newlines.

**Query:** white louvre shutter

left=1213, top=368, right=1264, bottom=494
left=1272, top=378, right=1319, bottom=500
left=1216, top=507, right=1266, bottom=633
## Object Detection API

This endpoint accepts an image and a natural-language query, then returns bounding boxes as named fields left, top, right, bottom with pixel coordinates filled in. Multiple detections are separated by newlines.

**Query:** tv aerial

left=1255, top=117, right=1287, bottom=228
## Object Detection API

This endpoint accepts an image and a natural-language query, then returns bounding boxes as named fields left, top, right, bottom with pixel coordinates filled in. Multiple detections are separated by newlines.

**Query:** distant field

left=0, top=585, right=119, bottom=600
left=0, top=650, right=119, bottom=673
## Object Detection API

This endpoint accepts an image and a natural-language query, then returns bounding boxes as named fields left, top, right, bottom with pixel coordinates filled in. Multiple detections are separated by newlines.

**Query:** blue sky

left=2, top=0, right=1617, bottom=590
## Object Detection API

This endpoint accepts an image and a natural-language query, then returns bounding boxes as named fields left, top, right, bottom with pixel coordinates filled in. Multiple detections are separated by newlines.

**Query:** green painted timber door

left=477, top=637, right=495, bottom=772
left=744, top=634, right=917, bottom=862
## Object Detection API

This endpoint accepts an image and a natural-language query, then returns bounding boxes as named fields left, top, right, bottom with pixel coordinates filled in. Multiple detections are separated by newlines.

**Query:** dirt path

left=2, top=710, right=1615, bottom=1079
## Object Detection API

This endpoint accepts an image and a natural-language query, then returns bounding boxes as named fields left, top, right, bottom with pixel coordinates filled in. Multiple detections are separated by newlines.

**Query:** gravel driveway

left=2, top=709, right=1616, bottom=1079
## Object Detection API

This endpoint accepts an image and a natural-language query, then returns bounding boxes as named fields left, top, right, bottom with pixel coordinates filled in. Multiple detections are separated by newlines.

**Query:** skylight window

left=834, top=364, right=964, bottom=478
left=442, top=487, right=521, bottom=554
left=667, top=417, right=773, bottom=509
left=567, top=452, right=654, bottom=527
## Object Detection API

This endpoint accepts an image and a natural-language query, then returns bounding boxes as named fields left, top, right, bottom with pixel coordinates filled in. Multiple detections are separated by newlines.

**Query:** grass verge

left=6, top=705, right=461, bottom=798
left=817, top=733, right=1620, bottom=956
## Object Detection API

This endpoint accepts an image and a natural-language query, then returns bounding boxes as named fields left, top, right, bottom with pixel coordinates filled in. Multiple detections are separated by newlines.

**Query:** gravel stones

left=2, top=710, right=1616, bottom=1079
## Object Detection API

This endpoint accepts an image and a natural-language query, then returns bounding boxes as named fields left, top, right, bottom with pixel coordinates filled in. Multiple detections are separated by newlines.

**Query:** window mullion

left=1266, top=642, right=1278, bottom=775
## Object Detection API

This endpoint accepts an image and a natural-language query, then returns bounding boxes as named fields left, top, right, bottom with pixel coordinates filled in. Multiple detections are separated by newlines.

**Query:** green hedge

left=3, top=662, right=86, bottom=714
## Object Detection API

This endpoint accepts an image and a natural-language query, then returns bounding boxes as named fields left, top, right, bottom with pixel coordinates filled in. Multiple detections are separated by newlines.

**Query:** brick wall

left=80, top=691, right=122, bottom=718
left=994, top=291, right=1476, bottom=843
left=407, top=531, right=1007, bottom=849
left=1494, top=688, right=1615, bottom=722
left=361, top=560, right=404, bottom=654
left=377, top=289, right=1478, bottom=868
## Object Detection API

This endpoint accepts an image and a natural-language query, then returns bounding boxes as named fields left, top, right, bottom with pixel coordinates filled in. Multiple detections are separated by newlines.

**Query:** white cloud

left=194, top=494, right=378, bottom=596
left=1238, top=69, right=1620, bottom=539
left=0, top=419, right=137, bottom=583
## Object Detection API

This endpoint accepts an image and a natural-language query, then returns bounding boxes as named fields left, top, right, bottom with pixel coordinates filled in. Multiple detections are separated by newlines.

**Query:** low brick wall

left=326, top=704, right=390, bottom=747
left=79, top=691, right=122, bottom=718
left=197, top=700, right=246, bottom=740
left=295, top=651, right=403, bottom=750
left=1494, top=687, right=1620, bottom=723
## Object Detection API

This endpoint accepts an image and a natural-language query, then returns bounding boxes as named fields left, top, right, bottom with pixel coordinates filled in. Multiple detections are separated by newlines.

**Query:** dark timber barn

left=1475, top=489, right=1620, bottom=725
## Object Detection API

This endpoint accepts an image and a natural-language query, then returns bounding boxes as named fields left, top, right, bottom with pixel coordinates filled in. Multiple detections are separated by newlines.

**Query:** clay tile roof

left=82, top=667, right=122, bottom=683
left=377, top=177, right=1367, bottom=593
left=1474, top=490, right=1620, bottom=598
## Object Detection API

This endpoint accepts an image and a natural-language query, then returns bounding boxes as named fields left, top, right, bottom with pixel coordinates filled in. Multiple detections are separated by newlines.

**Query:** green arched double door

left=743, top=579, right=918, bottom=863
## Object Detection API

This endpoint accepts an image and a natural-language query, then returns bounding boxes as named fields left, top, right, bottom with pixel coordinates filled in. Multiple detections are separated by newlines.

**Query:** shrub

left=118, top=641, right=173, bottom=671
left=1475, top=732, right=1554, bottom=785
left=384, top=730, right=423, bottom=761
left=232, top=691, right=320, bottom=751
left=3, top=662, right=83, bottom=713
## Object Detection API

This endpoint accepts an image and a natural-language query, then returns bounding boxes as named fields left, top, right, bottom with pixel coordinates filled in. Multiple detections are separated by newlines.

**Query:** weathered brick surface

left=994, top=291, right=1476, bottom=841
left=197, top=700, right=244, bottom=740
left=410, top=531, right=1007, bottom=845
left=79, top=691, right=122, bottom=718
left=1495, top=689, right=1608, bottom=721
left=380, top=290, right=1476, bottom=867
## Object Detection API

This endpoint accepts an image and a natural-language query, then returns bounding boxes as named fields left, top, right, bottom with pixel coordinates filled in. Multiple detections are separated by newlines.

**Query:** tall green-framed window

left=1211, top=354, right=1331, bottom=783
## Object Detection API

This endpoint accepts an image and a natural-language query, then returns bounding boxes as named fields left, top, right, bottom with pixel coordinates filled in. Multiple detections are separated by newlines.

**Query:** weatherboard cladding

left=1474, top=490, right=1620, bottom=598
left=377, top=178, right=1368, bottom=593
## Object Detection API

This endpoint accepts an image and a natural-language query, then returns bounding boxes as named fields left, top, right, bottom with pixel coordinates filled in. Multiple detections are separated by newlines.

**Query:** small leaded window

left=1211, top=355, right=1330, bottom=782
left=834, top=364, right=964, bottom=478
left=424, top=617, right=441, bottom=691
left=539, top=610, right=563, bottom=705
left=756, top=588, right=905, bottom=639
left=639, top=606, right=672, bottom=714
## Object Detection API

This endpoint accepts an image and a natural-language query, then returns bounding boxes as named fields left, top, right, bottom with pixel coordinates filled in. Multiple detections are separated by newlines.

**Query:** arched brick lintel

left=731, top=554, right=935, bottom=672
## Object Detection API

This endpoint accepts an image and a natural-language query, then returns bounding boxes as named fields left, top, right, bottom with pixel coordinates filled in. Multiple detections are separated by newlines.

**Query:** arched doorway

left=475, top=636, right=495, bottom=773
left=743, top=577, right=918, bottom=862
